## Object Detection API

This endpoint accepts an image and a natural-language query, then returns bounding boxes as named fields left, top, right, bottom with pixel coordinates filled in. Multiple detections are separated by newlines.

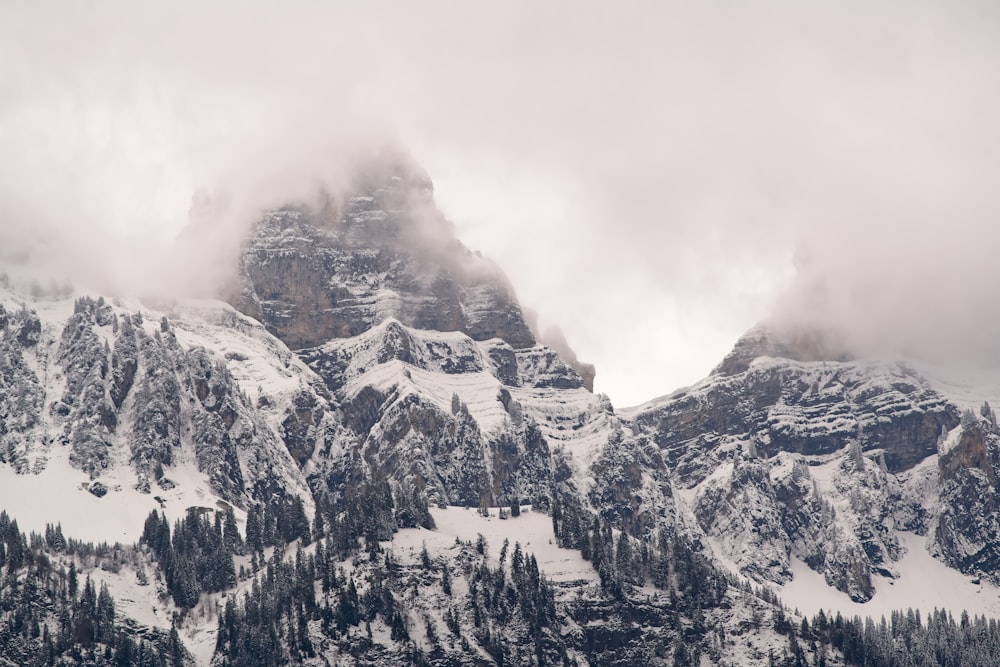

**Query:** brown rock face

left=939, top=422, right=996, bottom=484
left=935, top=419, right=1000, bottom=581
left=231, top=156, right=536, bottom=352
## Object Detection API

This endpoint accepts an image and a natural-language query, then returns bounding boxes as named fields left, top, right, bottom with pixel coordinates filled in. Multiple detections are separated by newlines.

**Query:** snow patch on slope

left=0, top=446, right=231, bottom=543
left=396, top=506, right=600, bottom=586
left=343, top=358, right=508, bottom=434
left=781, top=532, right=1000, bottom=619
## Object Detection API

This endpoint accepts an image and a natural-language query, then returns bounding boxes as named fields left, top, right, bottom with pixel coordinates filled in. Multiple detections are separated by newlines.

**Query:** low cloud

left=2, top=1, right=999, bottom=404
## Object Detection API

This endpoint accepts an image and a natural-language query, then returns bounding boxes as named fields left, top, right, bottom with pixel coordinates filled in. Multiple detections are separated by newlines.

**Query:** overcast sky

left=2, top=1, right=1000, bottom=406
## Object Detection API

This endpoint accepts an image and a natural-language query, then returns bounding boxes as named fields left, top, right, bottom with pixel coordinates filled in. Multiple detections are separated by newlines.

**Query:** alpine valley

left=4, top=154, right=1000, bottom=666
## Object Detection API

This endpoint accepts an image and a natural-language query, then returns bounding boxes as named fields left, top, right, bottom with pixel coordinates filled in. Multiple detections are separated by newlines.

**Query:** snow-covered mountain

left=0, top=291, right=316, bottom=537
left=626, top=325, right=1000, bottom=612
left=4, top=155, right=1000, bottom=665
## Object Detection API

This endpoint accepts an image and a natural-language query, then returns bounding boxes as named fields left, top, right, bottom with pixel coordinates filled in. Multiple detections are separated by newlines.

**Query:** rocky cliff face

left=232, top=157, right=536, bottom=353
left=298, top=317, right=662, bottom=525
left=934, top=410, right=1000, bottom=581
left=222, top=153, right=619, bottom=518
left=0, top=154, right=610, bottom=553
left=633, top=329, right=959, bottom=486
left=624, top=326, right=1000, bottom=601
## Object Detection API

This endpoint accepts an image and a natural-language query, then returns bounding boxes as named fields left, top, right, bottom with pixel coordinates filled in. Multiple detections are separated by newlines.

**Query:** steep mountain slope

left=0, top=289, right=320, bottom=540
left=627, top=325, right=1000, bottom=608
left=0, top=281, right=782, bottom=665
left=0, top=158, right=703, bottom=664
left=5, top=154, right=1000, bottom=665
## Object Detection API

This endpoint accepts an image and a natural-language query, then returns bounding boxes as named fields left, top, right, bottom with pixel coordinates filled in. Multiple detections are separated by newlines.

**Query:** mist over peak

left=3, top=0, right=1000, bottom=404
left=762, top=220, right=1000, bottom=372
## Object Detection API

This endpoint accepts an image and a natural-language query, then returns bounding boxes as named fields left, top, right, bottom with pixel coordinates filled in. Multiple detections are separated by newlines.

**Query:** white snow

left=88, top=563, right=172, bottom=631
left=780, top=532, right=1000, bottom=619
left=0, top=448, right=232, bottom=543
left=509, top=384, right=613, bottom=467
left=343, top=358, right=509, bottom=434
left=391, top=506, right=599, bottom=586
left=169, top=300, right=306, bottom=400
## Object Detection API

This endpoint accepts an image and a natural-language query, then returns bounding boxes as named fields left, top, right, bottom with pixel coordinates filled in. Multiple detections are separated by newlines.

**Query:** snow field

left=780, top=531, right=1000, bottom=620
left=393, top=506, right=599, bottom=587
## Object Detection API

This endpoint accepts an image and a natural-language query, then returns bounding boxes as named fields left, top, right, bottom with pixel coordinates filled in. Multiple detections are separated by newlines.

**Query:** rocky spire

left=231, top=152, right=538, bottom=352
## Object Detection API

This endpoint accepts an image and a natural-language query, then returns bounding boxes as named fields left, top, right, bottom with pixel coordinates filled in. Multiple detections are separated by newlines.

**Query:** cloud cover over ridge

left=2, top=0, right=999, bottom=404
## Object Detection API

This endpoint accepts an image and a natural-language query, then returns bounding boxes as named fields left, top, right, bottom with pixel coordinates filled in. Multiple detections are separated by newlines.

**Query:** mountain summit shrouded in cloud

left=8, top=6, right=1000, bottom=665
left=2, top=0, right=1000, bottom=404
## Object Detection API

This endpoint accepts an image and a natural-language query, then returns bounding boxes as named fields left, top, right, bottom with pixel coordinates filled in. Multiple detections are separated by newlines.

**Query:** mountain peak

left=230, top=158, right=537, bottom=352
left=712, top=322, right=853, bottom=375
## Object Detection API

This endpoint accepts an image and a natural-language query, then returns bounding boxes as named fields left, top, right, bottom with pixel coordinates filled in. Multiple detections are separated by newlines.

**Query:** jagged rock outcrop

left=233, top=156, right=536, bottom=352
left=586, top=425, right=676, bottom=538
left=0, top=304, right=45, bottom=473
left=302, top=319, right=584, bottom=509
left=632, top=329, right=960, bottom=485
left=626, top=326, right=976, bottom=600
left=935, top=410, right=1000, bottom=581
left=712, top=324, right=852, bottom=376
left=533, top=323, right=597, bottom=391
left=220, top=154, right=614, bottom=525
left=55, top=298, right=118, bottom=475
